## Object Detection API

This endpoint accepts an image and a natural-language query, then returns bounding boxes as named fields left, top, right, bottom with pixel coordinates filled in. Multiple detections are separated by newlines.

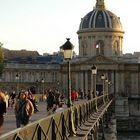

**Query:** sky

left=0, top=0, right=139, bottom=55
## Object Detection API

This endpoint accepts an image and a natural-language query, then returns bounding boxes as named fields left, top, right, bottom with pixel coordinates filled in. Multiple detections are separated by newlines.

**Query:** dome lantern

left=96, top=0, right=105, bottom=9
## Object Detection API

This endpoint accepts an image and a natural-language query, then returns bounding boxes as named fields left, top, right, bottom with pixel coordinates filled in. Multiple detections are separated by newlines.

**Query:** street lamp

left=61, top=38, right=74, bottom=107
left=15, top=73, right=19, bottom=94
left=105, top=78, right=109, bottom=101
left=91, top=64, right=98, bottom=111
left=101, top=74, right=105, bottom=104
left=41, top=78, right=45, bottom=94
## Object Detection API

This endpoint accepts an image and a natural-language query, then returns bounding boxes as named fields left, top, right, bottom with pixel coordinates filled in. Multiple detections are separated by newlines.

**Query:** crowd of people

left=0, top=88, right=66, bottom=135
left=0, top=89, right=37, bottom=134
left=0, top=88, right=101, bottom=135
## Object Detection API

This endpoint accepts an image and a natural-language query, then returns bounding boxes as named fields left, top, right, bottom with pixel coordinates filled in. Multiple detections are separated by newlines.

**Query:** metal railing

left=0, top=94, right=113, bottom=140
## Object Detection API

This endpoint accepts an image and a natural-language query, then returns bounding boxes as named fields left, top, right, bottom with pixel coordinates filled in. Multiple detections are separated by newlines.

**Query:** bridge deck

left=0, top=96, right=113, bottom=140
left=69, top=100, right=112, bottom=140
left=1, top=99, right=87, bottom=135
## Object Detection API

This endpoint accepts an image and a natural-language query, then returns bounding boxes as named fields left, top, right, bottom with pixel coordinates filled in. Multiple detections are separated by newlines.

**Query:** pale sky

left=0, top=0, right=139, bottom=55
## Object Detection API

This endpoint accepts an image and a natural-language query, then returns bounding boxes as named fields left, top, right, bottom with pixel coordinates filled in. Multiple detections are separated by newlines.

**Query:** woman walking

left=15, top=91, right=34, bottom=128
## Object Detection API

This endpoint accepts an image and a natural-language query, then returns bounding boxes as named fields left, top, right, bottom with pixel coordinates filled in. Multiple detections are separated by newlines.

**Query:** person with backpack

left=14, top=91, right=34, bottom=128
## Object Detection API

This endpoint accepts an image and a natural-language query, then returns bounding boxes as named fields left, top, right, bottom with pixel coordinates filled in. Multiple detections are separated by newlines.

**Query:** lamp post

left=101, top=74, right=105, bottom=104
left=57, top=81, right=60, bottom=92
left=91, top=64, right=97, bottom=111
left=41, top=78, right=45, bottom=94
left=61, top=38, right=74, bottom=107
left=105, top=78, right=109, bottom=101
left=15, top=74, right=19, bottom=94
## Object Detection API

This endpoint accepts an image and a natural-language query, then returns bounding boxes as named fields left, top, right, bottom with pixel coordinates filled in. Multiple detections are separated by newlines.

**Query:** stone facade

left=0, top=62, right=61, bottom=93
left=61, top=0, right=140, bottom=133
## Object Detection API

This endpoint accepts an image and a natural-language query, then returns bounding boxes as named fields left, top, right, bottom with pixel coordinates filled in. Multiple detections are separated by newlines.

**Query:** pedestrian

left=71, top=90, right=77, bottom=102
left=15, top=91, right=34, bottom=128
left=55, top=92, right=61, bottom=106
left=0, top=91, right=7, bottom=134
left=87, top=90, right=91, bottom=100
left=46, top=91, right=56, bottom=115
left=4, top=91, right=9, bottom=108
left=9, top=91, right=16, bottom=108
left=27, top=91, right=39, bottom=113
left=79, top=89, right=84, bottom=99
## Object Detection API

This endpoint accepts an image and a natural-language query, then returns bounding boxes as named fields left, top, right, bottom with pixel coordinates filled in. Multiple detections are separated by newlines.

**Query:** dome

left=79, top=9, right=123, bottom=31
left=79, top=0, right=123, bottom=32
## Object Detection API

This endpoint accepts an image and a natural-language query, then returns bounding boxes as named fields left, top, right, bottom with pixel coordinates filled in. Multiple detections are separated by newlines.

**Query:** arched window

left=82, top=40, right=87, bottom=56
left=95, top=40, right=104, bottom=55
left=113, top=41, right=119, bottom=55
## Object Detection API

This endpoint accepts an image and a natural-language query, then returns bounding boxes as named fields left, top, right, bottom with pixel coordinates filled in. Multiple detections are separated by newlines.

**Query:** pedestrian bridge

left=0, top=94, right=113, bottom=140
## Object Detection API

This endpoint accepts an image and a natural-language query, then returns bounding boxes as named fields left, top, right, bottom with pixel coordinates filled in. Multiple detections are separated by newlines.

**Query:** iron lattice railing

left=0, top=94, right=113, bottom=140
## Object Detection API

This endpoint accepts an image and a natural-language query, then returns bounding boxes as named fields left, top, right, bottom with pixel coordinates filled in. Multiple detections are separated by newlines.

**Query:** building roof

left=2, top=48, right=40, bottom=60
left=79, top=0, right=123, bottom=32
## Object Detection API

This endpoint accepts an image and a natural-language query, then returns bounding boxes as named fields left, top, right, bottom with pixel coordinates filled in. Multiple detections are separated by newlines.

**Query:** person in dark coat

left=0, top=91, right=6, bottom=134
left=46, top=91, right=56, bottom=114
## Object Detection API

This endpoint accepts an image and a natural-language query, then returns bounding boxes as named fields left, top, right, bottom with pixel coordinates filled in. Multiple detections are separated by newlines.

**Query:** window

left=51, top=72, right=57, bottom=82
left=95, top=40, right=104, bottom=55
left=113, top=41, right=119, bottom=55
left=82, top=39, right=87, bottom=56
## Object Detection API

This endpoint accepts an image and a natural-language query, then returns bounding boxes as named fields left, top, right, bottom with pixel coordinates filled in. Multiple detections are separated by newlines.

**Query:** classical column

left=80, top=72, right=84, bottom=90
left=85, top=71, right=88, bottom=97
left=90, top=73, right=93, bottom=95
left=75, top=73, right=79, bottom=90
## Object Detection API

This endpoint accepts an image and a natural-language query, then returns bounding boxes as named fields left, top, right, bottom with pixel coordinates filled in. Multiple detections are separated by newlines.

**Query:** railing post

left=37, top=126, right=41, bottom=140
left=68, top=108, right=76, bottom=137
left=62, top=114, right=66, bottom=140
left=52, top=119, right=56, bottom=140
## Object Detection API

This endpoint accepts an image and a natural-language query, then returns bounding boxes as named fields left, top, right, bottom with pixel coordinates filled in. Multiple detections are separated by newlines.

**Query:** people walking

left=27, top=91, right=39, bottom=113
left=71, top=90, right=78, bottom=102
left=4, top=91, right=9, bottom=108
left=0, top=91, right=6, bottom=134
left=14, top=91, right=34, bottom=128
left=9, top=91, right=16, bottom=108
left=79, top=89, right=84, bottom=99
left=87, top=90, right=91, bottom=100
left=46, top=90, right=56, bottom=115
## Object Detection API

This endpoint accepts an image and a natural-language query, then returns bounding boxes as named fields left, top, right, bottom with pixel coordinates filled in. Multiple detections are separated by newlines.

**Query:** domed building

left=77, top=0, right=124, bottom=57
left=61, top=0, right=140, bottom=136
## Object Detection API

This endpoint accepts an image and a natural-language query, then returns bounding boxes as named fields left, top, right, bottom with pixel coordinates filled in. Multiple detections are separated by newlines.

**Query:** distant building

left=0, top=48, right=63, bottom=93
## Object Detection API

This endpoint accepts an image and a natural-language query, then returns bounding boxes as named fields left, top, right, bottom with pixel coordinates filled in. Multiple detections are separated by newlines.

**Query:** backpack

left=17, top=101, right=30, bottom=125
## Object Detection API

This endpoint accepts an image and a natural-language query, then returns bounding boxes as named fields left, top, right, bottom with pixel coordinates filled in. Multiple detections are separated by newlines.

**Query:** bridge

left=0, top=94, right=114, bottom=140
